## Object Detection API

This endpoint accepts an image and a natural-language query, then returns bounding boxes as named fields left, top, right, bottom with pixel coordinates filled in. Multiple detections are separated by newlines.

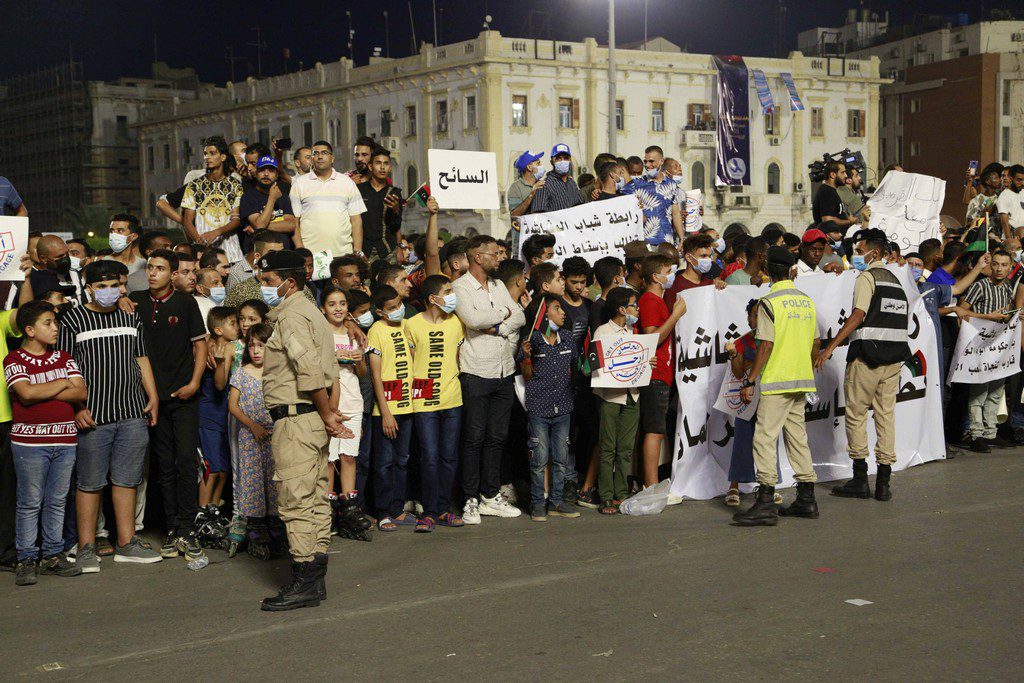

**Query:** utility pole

left=346, top=11, right=354, bottom=60
left=608, top=0, right=617, bottom=154
left=248, top=26, right=266, bottom=78
left=433, top=0, right=439, bottom=45
left=384, top=10, right=390, bottom=57
left=408, top=1, right=418, bottom=53
left=225, top=46, right=236, bottom=83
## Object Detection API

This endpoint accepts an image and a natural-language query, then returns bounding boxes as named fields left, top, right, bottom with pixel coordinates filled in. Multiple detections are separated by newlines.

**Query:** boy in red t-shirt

left=4, top=300, right=87, bottom=586
left=637, top=254, right=687, bottom=487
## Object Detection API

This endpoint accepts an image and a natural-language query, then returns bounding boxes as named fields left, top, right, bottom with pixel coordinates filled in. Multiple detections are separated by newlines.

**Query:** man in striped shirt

left=531, top=143, right=582, bottom=214
left=57, top=260, right=161, bottom=572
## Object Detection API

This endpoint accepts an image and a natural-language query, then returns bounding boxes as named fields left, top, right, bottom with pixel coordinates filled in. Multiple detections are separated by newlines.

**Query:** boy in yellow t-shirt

left=406, top=275, right=465, bottom=532
left=366, top=285, right=414, bottom=531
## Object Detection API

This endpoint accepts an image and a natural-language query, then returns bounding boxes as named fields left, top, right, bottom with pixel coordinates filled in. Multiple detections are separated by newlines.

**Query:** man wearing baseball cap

left=815, top=227, right=910, bottom=503
left=531, top=143, right=582, bottom=214
left=507, top=151, right=546, bottom=257
left=796, top=228, right=828, bottom=275
left=239, top=154, right=296, bottom=255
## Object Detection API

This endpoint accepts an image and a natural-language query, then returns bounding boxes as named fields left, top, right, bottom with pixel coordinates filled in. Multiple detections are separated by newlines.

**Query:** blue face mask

left=438, top=293, right=457, bottom=314
left=661, top=272, right=676, bottom=289
left=696, top=257, right=713, bottom=274
left=615, top=177, right=626, bottom=191
left=852, top=255, right=868, bottom=272
left=671, top=175, right=684, bottom=185
left=261, top=284, right=284, bottom=307
left=109, top=233, right=130, bottom=254
left=644, top=166, right=659, bottom=179
left=553, top=160, right=571, bottom=175
left=625, top=312, right=639, bottom=327
left=533, top=166, right=546, bottom=180
left=92, top=287, right=120, bottom=308
left=548, top=320, right=561, bottom=332
left=355, top=311, right=374, bottom=328
left=910, top=267, right=923, bottom=282
left=208, top=286, right=226, bottom=305
left=387, top=304, right=406, bottom=322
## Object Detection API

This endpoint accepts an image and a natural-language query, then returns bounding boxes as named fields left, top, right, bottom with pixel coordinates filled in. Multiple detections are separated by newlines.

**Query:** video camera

left=808, top=149, right=865, bottom=183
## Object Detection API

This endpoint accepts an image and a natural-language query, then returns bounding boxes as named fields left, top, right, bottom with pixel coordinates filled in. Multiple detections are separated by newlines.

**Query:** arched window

left=767, top=162, right=781, bottom=194
left=691, top=161, right=705, bottom=191
left=406, top=165, right=418, bottom=193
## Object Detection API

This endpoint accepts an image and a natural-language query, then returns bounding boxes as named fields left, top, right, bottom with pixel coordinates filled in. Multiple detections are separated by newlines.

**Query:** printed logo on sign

left=880, top=297, right=908, bottom=315
left=605, top=338, right=651, bottom=385
left=0, top=231, right=15, bottom=273
left=726, top=158, right=746, bottom=180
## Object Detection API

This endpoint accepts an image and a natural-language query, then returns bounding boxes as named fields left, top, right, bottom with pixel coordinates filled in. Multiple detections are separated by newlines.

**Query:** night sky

left=0, top=1, right=1007, bottom=84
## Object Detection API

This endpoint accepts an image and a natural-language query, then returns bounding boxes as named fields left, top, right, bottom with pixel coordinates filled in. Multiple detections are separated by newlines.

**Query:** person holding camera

left=812, top=161, right=860, bottom=232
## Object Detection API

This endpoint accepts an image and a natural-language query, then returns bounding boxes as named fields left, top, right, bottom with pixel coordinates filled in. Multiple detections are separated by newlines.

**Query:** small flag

left=531, top=298, right=548, bottom=334
left=410, top=182, right=431, bottom=207
left=581, top=335, right=605, bottom=375
left=904, top=350, right=927, bottom=378
left=965, top=238, right=988, bottom=253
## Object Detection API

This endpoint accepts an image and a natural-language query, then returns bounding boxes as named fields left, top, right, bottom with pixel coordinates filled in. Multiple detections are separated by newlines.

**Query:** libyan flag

left=904, top=349, right=927, bottom=378
left=409, top=182, right=431, bottom=207
left=965, top=238, right=988, bottom=253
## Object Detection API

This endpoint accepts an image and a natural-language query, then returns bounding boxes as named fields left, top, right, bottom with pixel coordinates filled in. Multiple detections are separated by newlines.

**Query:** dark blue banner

left=713, top=55, right=750, bottom=187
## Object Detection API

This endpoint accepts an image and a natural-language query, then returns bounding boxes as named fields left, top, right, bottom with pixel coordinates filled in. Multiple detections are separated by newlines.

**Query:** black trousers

left=459, top=374, right=514, bottom=501
left=0, top=422, right=15, bottom=565
left=152, top=398, right=200, bottom=533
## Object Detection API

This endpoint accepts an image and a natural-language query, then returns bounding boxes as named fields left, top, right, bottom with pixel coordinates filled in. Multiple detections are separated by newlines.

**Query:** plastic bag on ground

left=619, top=479, right=672, bottom=516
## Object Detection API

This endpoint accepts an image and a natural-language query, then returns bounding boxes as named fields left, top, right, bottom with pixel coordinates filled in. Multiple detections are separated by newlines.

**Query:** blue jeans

left=527, top=413, right=572, bottom=509
left=12, top=444, right=76, bottom=561
left=372, top=414, right=414, bottom=519
left=414, top=407, right=462, bottom=518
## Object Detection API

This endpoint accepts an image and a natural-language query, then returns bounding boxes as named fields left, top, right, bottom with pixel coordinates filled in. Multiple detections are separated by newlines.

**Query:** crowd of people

left=1, top=134, right=1022, bottom=612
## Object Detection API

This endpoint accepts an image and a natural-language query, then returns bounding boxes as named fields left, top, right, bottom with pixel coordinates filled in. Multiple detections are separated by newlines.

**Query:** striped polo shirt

left=289, top=168, right=367, bottom=257
left=56, top=305, right=148, bottom=426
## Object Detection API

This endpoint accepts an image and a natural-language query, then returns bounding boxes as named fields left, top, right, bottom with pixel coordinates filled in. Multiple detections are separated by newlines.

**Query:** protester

left=531, top=144, right=582, bottom=214
left=182, top=136, right=244, bottom=263
left=290, top=140, right=367, bottom=259
left=198, top=307, right=239, bottom=521
left=357, top=147, right=404, bottom=262
left=812, top=161, right=859, bottom=230
left=622, top=145, right=683, bottom=246
left=996, top=164, right=1024, bottom=239
left=726, top=237, right=767, bottom=285
left=239, top=156, right=296, bottom=254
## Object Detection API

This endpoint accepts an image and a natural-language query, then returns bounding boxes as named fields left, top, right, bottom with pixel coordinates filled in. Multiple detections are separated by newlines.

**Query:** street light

left=607, top=0, right=616, bottom=154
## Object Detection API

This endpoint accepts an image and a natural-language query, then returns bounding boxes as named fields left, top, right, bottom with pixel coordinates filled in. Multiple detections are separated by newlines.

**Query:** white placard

left=712, top=366, right=759, bottom=420
left=590, top=333, right=658, bottom=389
left=427, top=149, right=499, bottom=210
left=684, top=189, right=703, bottom=233
left=312, top=249, right=333, bottom=282
left=867, top=170, right=945, bottom=251
left=947, top=314, right=1021, bottom=385
left=517, top=195, right=645, bottom=267
left=0, top=216, right=29, bottom=282
left=670, top=268, right=945, bottom=500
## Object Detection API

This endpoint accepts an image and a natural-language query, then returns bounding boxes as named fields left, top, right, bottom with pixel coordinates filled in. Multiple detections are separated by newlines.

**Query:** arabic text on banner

left=0, top=216, right=29, bottom=282
left=517, top=195, right=645, bottom=267
left=427, top=149, right=499, bottom=210
left=669, top=268, right=944, bottom=500
left=867, top=170, right=945, bottom=250
left=590, top=333, right=658, bottom=389
left=947, top=314, right=1021, bottom=385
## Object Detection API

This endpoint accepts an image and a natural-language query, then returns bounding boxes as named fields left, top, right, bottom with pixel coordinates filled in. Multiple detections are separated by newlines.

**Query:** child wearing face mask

left=405, top=275, right=466, bottom=531
left=347, top=288, right=377, bottom=511
left=320, top=284, right=372, bottom=541
left=366, top=285, right=415, bottom=531
left=664, top=233, right=717, bottom=308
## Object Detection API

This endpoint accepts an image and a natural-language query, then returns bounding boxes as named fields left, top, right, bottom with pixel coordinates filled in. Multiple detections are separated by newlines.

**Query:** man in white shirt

left=996, top=164, right=1024, bottom=239
left=289, top=140, right=367, bottom=259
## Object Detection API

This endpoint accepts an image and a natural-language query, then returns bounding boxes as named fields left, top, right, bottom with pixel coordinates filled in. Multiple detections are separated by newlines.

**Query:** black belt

left=269, top=404, right=317, bottom=423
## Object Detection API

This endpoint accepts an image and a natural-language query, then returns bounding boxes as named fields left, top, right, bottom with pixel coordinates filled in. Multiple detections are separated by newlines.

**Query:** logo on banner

left=603, top=337, right=650, bottom=384
left=0, top=231, right=14, bottom=272
left=726, top=158, right=746, bottom=180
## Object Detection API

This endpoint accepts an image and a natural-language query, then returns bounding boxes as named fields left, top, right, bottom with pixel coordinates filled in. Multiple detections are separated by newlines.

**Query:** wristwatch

left=740, top=379, right=755, bottom=389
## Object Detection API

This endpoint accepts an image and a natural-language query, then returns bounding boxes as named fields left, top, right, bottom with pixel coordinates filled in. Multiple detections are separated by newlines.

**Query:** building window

left=465, top=95, right=477, bottom=130
left=182, top=139, right=192, bottom=162
left=407, top=165, right=418, bottom=192
left=146, top=145, right=154, bottom=172
left=258, top=127, right=270, bottom=146
left=281, top=124, right=291, bottom=141
left=651, top=101, right=665, bottom=132
left=691, top=161, right=705, bottom=191
left=909, top=98, right=920, bottom=114
left=687, top=103, right=709, bottom=128
left=910, top=141, right=921, bottom=157
left=615, top=100, right=624, bottom=131
left=512, top=95, right=528, bottom=127
left=881, top=139, right=887, bottom=163
left=811, top=107, right=824, bottom=136
left=436, top=100, right=448, bottom=134
left=405, top=105, right=417, bottom=136
left=163, top=143, right=170, bottom=169
left=1003, top=86, right=1011, bottom=116
left=356, top=113, right=367, bottom=138
left=116, top=115, right=129, bottom=140
left=847, top=109, right=865, bottom=137
left=302, top=121, right=313, bottom=146
left=881, top=100, right=887, bottom=127
left=328, top=120, right=335, bottom=145
left=767, top=163, right=781, bottom=194
left=380, top=109, right=392, bottom=138
left=897, top=135, right=903, bottom=158
left=764, top=110, right=779, bottom=136
left=1003, top=127, right=1011, bottom=162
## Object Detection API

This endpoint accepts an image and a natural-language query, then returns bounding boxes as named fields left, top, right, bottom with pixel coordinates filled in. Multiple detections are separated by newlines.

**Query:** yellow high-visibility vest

left=759, top=280, right=818, bottom=395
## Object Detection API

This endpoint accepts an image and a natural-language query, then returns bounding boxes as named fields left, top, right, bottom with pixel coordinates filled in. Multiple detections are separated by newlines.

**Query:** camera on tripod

left=808, top=149, right=865, bottom=183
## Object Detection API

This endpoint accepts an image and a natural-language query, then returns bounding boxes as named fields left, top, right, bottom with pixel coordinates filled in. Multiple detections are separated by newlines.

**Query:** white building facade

left=138, top=31, right=884, bottom=239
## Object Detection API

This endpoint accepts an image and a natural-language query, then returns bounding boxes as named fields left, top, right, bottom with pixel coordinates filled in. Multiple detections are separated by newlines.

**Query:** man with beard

left=348, top=136, right=376, bottom=184
left=293, top=147, right=312, bottom=176
left=837, top=165, right=870, bottom=223
left=19, top=235, right=85, bottom=305
left=240, top=156, right=296, bottom=254
left=104, top=214, right=147, bottom=274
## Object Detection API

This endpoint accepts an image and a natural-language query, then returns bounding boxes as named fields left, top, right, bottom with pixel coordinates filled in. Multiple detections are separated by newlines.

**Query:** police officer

left=734, top=247, right=821, bottom=526
left=815, top=228, right=909, bottom=502
left=257, top=250, right=352, bottom=611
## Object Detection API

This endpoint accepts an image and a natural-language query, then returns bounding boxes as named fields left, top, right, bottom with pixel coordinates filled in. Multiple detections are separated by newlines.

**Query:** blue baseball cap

left=551, top=143, right=571, bottom=158
left=256, top=155, right=279, bottom=169
left=514, top=150, right=543, bottom=173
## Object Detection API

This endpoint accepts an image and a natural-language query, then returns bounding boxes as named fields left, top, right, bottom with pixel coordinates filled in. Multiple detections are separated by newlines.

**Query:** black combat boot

left=260, top=560, right=321, bottom=611
left=779, top=482, right=819, bottom=518
left=874, top=464, right=892, bottom=501
left=313, top=552, right=329, bottom=601
left=731, top=485, right=778, bottom=526
left=831, top=459, right=870, bottom=498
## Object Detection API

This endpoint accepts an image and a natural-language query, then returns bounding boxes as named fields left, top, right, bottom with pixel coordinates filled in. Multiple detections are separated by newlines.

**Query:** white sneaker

left=403, top=500, right=424, bottom=515
left=462, top=498, right=481, bottom=525
left=666, top=494, right=683, bottom=506
left=479, top=493, right=522, bottom=518
left=498, top=483, right=518, bottom=505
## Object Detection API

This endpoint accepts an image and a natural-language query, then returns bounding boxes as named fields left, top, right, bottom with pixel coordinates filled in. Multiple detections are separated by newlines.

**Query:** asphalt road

left=4, top=447, right=1022, bottom=680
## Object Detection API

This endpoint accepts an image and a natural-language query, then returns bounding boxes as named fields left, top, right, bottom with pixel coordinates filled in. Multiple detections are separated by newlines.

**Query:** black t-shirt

left=561, top=296, right=591, bottom=348
left=358, top=182, right=404, bottom=243
left=812, top=184, right=847, bottom=224
left=166, top=184, right=187, bottom=209
left=128, top=289, right=207, bottom=400
left=238, top=183, right=294, bottom=254
left=589, top=297, right=607, bottom=334
left=595, top=191, right=619, bottom=202
left=30, top=268, right=85, bottom=304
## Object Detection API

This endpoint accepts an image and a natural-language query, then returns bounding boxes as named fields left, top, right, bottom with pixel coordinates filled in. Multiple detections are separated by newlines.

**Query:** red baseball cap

left=801, top=228, right=828, bottom=244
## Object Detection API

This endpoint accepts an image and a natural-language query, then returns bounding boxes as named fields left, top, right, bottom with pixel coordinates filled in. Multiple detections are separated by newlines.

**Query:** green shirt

left=0, top=309, right=23, bottom=423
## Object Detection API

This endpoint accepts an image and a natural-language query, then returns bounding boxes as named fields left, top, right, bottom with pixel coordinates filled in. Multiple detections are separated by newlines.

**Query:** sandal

left=378, top=517, right=397, bottom=532
left=725, top=488, right=741, bottom=507
left=393, top=512, right=418, bottom=526
left=414, top=516, right=436, bottom=533
left=436, top=512, right=464, bottom=527
left=599, top=502, right=618, bottom=515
